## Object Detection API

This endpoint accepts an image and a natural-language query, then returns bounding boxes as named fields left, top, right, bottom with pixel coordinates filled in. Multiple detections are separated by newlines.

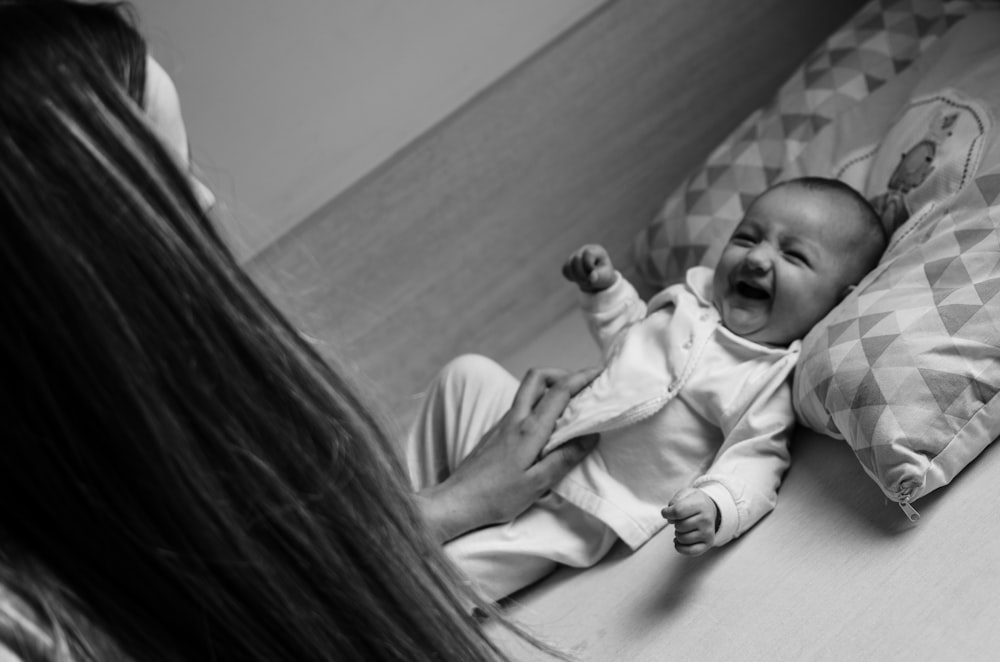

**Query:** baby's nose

left=745, top=246, right=773, bottom=273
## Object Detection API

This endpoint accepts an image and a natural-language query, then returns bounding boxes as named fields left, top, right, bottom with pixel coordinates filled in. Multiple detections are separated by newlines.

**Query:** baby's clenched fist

left=662, top=487, right=719, bottom=557
left=562, top=244, right=617, bottom=293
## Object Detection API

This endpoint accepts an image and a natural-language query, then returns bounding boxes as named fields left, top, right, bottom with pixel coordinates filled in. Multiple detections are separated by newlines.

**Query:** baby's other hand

left=661, top=487, right=719, bottom=556
left=561, top=244, right=616, bottom=293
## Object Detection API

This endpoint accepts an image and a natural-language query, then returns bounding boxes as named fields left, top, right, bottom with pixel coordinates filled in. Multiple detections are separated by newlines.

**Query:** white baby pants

left=406, top=354, right=617, bottom=602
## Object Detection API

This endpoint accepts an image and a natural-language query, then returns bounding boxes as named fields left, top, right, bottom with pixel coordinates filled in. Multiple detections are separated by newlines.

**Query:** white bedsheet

left=493, top=307, right=1000, bottom=661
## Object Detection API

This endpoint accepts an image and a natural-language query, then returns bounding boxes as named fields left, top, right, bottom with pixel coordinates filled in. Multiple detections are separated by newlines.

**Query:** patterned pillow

left=794, top=11, right=1000, bottom=517
left=632, top=0, right=982, bottom=290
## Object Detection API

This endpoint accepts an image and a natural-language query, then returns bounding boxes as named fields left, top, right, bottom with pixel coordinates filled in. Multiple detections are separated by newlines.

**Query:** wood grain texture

left=247, top=0, right=868, bottom=420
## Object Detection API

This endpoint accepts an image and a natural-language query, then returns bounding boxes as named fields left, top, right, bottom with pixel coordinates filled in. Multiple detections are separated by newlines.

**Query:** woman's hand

left=416, top=366, right=601, bottom=543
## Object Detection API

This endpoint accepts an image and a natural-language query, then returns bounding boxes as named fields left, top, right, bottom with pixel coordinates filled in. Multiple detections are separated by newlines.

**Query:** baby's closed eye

left=782, top=250, right=809, bottom=266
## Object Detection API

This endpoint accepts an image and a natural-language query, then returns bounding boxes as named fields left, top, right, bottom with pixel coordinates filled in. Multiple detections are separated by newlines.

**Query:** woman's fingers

left=510, top=365, right=599, bottom=418
left=528, top=433, right=599, bottom=486
left=425, top=365, right=602, bottom=537
left=528, top=365, right=601, bottom=426
left=502, top=365, right=600, bottom=466
left=509, top=367, right=570, bottom=418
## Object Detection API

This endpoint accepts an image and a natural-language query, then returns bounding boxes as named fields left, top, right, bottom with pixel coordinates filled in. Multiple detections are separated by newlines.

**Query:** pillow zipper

left=895, top=489, right=921, bottom=522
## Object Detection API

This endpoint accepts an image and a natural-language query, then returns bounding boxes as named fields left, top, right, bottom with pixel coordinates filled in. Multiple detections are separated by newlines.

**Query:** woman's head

left=0, top=2, right=508, bottom=660
left=144, top=56, right=217, bottom=211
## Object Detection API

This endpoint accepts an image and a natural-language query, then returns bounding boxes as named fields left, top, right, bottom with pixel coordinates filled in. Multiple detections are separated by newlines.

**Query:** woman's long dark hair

left=0, top=2, right=513, bottom=660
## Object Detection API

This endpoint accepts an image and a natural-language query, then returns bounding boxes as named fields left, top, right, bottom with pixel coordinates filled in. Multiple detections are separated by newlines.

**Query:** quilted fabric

left=794, top=10, right=1000, bottom=507
left=632, top=0, right=983, bottom=290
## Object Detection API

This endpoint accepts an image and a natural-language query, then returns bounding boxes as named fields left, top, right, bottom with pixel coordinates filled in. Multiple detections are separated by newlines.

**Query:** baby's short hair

left=780, top=176, right=886, bottom=243
left=773, top=176, right=888, bottom=280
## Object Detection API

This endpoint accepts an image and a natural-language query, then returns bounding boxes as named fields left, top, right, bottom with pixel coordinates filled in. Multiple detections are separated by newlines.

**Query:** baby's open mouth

left=736, top=282, right=770, bottom=300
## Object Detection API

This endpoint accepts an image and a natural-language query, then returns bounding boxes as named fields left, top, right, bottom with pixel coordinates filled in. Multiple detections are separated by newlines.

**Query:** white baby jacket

left=544, top=266, right=799, bottom=549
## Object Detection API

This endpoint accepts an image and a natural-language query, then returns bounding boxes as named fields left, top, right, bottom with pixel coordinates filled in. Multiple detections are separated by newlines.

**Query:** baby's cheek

left=778, top=300, right=823, bottom=341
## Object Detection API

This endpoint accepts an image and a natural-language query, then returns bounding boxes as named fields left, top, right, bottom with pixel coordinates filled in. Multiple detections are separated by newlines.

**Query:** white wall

left=130, top=0, right=605, bottom=261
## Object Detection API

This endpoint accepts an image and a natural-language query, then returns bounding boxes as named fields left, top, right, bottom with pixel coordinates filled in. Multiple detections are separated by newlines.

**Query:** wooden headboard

left=247, top=0, right=867, bottom=421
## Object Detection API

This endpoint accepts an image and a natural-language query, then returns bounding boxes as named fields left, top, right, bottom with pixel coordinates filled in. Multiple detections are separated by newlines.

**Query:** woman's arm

left=414, top=366, right=600, bottom=544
